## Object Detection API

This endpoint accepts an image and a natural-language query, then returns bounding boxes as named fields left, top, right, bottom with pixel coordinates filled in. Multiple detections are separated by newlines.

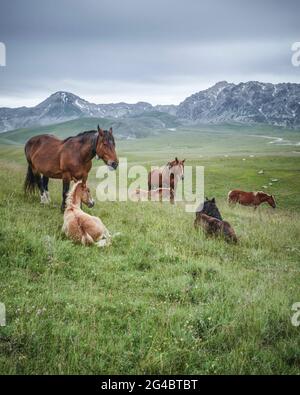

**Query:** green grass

left=0, top=126, right=300, bottom=374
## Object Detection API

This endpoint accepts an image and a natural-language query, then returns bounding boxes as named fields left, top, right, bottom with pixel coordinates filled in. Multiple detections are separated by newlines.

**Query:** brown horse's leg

left=42, top=176, right=50, bottom=202
left=170, top=177, right=175, bottom=204
left=228, top=198, right=235, bottom=207
left=170, top=188, right=175, bottom=204
left=148, top=172, right=152, bottom=191
left=42, top=176, right=49, bottom=192
left=61, top=177, right=70, bottom=212
left=35, top=174, right=47, bottom=203
left=80, top=175, right=88, bottom=209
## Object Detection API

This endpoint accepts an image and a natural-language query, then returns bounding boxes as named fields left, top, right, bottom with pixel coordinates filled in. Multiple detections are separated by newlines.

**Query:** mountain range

left=0, top=81, right=300, bottom=133
left=177, top=81, right=300, bottom=128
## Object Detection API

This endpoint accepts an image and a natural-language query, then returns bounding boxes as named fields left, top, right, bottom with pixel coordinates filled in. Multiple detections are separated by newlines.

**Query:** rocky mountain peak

left=176, top=81, right=300, bottom=127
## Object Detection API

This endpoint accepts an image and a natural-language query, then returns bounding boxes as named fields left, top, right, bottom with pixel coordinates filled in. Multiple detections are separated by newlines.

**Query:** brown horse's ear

left=97, top=125, right=104, bottom=135
left=182, top=159, right=186, bottom=163
left=109, top=127, right=113, bottom=135
left=205, top=196, right=209, bottom=201
left=175, top=157, right=178, bottom=163
left=212, top=197, right=216, bottom=203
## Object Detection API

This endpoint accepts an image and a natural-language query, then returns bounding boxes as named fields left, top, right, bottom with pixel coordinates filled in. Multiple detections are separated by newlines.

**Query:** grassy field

left=0, top=125, right=300, bottom=374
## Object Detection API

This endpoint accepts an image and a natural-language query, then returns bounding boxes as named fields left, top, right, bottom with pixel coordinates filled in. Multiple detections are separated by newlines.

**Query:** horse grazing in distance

left=194, top=197, right=237, bottom=243
left=228, top=190, right=276, bottom=209
left=148, top=157, right=185, bottom=203
left=24, top=126, right=118, bottom=211
left=62, top=181, right=111, bottom=246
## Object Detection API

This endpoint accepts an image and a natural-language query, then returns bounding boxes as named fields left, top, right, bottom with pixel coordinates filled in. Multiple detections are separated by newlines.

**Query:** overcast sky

left=0, top=0, right=299, bottom=107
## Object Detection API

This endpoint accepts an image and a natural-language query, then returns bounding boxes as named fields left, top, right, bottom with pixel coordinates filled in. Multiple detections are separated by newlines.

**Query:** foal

left=62, top=181, right=110, bottom=246
left=131, top=187, right=173, bottom=201
left=194, top=198, right=237, bottom=243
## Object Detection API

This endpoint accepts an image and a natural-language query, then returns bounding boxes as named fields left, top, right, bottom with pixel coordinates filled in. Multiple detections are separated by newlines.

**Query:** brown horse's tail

left=24, top=163, right=38, bottom=194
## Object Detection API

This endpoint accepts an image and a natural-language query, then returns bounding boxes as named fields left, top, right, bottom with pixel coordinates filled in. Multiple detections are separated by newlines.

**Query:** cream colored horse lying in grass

left=130, top=187, right=173, bottom=201
left=62, top=181, right=111, bottom=246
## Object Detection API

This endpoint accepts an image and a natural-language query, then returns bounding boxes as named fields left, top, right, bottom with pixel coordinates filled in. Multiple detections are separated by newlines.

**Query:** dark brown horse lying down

left=194, top=198, right=237, bottom=243
left=228, top=190, right=276, bottom=209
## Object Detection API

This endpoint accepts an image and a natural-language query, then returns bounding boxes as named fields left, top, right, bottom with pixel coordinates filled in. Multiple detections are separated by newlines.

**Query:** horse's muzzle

left=108, top=161, right=119, bottom=170
left=88, top=200, right=95, bottom=208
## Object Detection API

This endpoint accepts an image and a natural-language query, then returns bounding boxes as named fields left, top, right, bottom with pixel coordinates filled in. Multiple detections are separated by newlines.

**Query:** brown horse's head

left=168, top=157, right=185, bottom=180
left=78, top=182, right=95, bottom=208
left=197, top=197, right=223, bottom=220
left=267, top=194, right=276, bottom=208
left=96, top=125, right=118, bottom=170
left=257, top=192, right=276, bottom=208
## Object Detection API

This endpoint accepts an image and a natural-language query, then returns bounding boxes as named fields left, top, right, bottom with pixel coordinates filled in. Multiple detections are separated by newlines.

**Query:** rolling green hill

left=0, top=112, right=181, bottom=145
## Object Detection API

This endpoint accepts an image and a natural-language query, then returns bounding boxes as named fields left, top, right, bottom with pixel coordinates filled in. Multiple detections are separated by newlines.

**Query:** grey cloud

left=0, top=0, right=299, bottom=106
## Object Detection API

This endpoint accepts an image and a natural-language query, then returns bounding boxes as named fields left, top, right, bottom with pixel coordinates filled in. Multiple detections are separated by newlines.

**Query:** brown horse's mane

left=63, top=129, right=115, bottom=147
left=255, top=191, right=272, bottom=198
left=66, top=180, right=82, bottom=208
left=63, top=130, right=95, bottom=143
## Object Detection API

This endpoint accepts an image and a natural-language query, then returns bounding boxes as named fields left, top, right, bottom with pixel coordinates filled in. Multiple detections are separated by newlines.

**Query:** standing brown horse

left=148, top=157, right=185, bottom=203
left=24, top=126, right=118, bottom=211
left=228, top=190, right=276, bottom=209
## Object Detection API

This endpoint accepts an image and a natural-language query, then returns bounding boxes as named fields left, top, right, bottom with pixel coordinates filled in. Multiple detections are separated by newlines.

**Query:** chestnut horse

left=148, top=157, right=185, bottom=203
left=194, top=197, right=237, bottom=243
left=228, top=190, right=276, bottom=209
left=24, top=126, right=118, bottom=211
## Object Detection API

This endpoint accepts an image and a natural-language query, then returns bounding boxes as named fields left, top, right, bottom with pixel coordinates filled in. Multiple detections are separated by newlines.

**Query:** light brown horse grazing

left=148, top=157, right=185, bottom=203
left=194, top=198, right=237, bottom=243
left=131, top=187, right=173, bottom=201
left=24, top=126, right=118, bottom=211
left=228, top=190, right=276, bottom=209
left=62, top=181, right=111, bottom=246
